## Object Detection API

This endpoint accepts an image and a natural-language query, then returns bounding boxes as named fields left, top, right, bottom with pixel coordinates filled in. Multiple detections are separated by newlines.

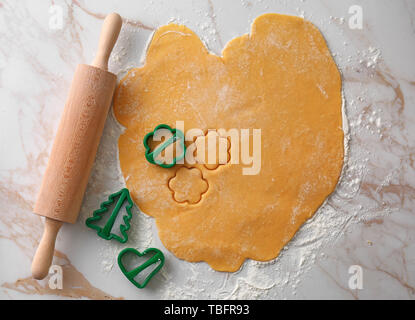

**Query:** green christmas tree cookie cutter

left=118, top=247, right=165, bottom=289
left=85, top=188, right=133, bottom=243
left=143, top=124, right=186, bottom=168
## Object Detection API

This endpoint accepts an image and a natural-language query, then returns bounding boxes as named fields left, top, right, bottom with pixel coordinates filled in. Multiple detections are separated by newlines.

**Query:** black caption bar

left=4, top=299, right=411, bottom=318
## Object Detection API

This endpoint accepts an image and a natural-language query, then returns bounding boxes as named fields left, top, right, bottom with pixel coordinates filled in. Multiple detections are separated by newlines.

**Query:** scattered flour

left=88, top=2, right=387, bottom=299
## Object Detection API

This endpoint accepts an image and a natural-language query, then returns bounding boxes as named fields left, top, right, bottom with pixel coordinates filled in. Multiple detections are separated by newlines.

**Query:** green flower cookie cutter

left=143, top=124, right=186, bottom=168
left=118, top=247, right=165, bottom=289
left=85, top=188, right=133, bottom=243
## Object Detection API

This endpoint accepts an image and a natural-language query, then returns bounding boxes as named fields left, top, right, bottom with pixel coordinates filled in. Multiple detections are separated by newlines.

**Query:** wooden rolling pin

left=31, top=13, right=123, bottom=280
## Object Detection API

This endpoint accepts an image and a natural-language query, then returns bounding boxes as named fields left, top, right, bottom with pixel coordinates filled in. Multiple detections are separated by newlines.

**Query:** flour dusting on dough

left=113, top=13, right=344, bottom=273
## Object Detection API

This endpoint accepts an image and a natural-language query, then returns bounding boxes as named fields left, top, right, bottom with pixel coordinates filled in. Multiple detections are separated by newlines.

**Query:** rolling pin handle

left=31, top=218, right=63, bottom=280
left=91, top=12, right=123, bottom=70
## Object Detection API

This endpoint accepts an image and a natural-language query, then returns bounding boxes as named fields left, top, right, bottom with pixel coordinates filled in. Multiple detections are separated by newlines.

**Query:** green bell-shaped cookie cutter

left=143, top=124, right=186, bottom=168
left=118, top=247, right=165, bottom=289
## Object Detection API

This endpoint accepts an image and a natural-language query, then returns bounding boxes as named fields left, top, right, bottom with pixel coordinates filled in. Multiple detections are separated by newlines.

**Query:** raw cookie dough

left=113, top=13, right=344, bottom=272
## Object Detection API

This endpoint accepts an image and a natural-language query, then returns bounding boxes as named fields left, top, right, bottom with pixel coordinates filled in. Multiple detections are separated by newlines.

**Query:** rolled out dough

left=113, top=13, right=344, bottom=272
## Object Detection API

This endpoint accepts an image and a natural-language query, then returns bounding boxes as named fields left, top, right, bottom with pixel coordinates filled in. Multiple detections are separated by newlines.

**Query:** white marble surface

left=0, top=0, right=414, bottom=299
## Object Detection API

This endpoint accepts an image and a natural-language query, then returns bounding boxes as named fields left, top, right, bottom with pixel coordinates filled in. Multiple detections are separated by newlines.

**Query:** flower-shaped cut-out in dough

left=168, top=167, right=208, bottom=204
left=194, top=131, right=230, bottom=170
left=113, top=13, right=344, bottom=272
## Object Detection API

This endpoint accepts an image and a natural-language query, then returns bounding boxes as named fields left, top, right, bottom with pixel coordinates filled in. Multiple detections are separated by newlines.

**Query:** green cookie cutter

left=85, top=188, right=133, bottom=243
left=118, top=247, right=165, bottom=289
left=143, top=124, right=186, bottom=168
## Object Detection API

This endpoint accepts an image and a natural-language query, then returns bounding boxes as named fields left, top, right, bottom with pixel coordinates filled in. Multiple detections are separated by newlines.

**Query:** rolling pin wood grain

left=31, top=13, right=123, bottom=280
